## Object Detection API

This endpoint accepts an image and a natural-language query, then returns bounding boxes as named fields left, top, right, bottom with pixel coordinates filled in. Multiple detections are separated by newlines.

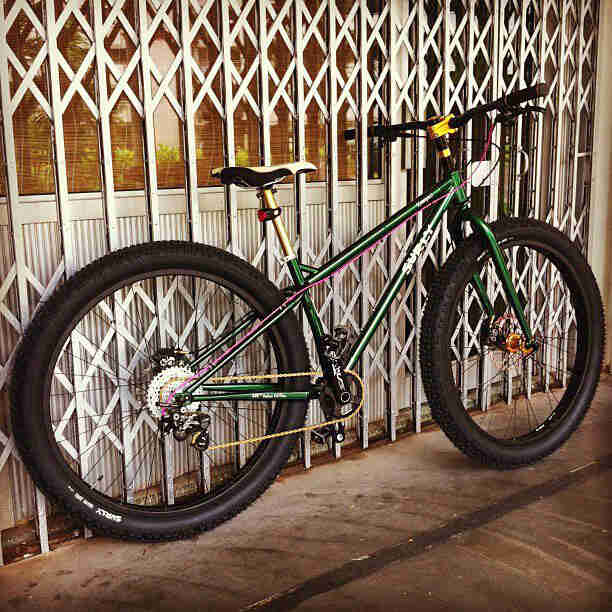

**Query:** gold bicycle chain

left=197, top=369, right=364, bottom=451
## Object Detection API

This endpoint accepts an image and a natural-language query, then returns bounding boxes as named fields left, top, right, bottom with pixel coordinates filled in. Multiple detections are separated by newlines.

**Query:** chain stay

left=195, top=369, right=364, bottom=451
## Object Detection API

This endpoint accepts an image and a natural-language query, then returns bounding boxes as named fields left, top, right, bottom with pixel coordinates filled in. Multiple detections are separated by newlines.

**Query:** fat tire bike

left=11, top=83, right=604, bottom=540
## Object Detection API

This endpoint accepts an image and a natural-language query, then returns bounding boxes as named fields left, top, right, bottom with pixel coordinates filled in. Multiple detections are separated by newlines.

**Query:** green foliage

left=156, top=144, right=182, bottom=188
left=60, top=16, right=90, bottom=71
left=236, top=147, right=249, bottom=167
left=114, top=147, right=138, bottom=187
left=156, top=144, right=180, bottom=163
left=80, top=147, right=98, bottom=162
left=32, top=163, right=53, bottom=194
left=115, top=147, right=136, bottom=167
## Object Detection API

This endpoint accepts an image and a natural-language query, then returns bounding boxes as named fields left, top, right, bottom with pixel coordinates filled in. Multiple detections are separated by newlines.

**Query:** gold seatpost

left=260, top=189, right=296, bottom=260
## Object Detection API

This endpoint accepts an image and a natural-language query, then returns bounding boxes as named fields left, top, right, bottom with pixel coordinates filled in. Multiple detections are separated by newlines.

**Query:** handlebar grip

left=505, top=82, right=548, bottom=106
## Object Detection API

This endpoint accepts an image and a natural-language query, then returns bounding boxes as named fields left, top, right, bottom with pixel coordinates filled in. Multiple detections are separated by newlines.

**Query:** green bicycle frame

left=177, top=170, right=533, bottom=405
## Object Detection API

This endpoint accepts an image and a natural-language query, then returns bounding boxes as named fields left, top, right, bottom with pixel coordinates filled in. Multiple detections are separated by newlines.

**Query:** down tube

left=345, top=192, right=454, bottom=371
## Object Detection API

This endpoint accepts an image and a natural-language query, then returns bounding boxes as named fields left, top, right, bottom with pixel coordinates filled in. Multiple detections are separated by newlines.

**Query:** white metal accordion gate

left=0, top=0, right=600, bottom=561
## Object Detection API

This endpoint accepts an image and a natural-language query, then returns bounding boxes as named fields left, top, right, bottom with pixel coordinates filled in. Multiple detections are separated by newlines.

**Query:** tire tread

left=420, top=218, right=605, bottom=469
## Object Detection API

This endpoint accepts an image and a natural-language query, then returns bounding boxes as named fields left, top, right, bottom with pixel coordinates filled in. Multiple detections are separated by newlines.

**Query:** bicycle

left=10, top=83, right=604, bottom=541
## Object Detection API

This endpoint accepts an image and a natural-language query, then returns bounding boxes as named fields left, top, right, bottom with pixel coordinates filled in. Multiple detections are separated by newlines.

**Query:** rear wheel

left=11, top=241, right=309, bottom=540
left=421, top=219, right=604, bottom=468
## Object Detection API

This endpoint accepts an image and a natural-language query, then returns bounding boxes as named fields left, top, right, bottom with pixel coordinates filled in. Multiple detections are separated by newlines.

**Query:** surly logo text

left=402, top=225, right=435, bottom=274
left=96, top=507, right=123, bottom=523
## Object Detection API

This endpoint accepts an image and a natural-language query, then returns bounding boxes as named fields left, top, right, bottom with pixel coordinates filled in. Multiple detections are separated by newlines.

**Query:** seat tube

left=260, top=188, right=326, bottom=340
left=262, top=189, right=296, bottom=261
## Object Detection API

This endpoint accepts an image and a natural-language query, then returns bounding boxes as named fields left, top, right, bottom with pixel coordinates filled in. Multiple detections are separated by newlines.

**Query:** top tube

left=304, top=178, right=456, bottom=286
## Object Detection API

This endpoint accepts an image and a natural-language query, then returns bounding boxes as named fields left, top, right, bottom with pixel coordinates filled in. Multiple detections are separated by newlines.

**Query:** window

left=105, top=0, right=146, bottom=191
left=110, top=96, right=146, bottom=191
left=150, top=5, right=185, bottom=189
left=337, top=0, right=357, bottom=181
left=58, top=14, right=102, bottom=193
left=192, top=2, right=224, bottom=187
left=303, top=0, right=327, bottom=182
left=8, top=11, right=54, bottom=195
left=269, top=1, right=295, bottom=173
left=230, top=4, right=260, bottom=169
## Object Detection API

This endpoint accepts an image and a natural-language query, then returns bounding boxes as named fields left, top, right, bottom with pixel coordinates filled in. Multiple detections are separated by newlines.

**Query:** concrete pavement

left=2, top=376, right=611, bottom=611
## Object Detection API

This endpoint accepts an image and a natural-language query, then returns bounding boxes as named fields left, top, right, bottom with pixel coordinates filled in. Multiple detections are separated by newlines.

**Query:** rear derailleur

left=160, top=408, right=211, bottom=452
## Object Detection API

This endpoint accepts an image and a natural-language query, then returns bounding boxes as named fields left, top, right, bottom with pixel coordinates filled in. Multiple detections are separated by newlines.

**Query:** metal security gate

left=0, top=0, right=600, bottom=562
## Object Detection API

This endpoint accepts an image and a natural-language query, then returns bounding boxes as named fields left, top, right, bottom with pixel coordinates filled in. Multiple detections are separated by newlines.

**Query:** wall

left=590, top=0, right=612, bottom=368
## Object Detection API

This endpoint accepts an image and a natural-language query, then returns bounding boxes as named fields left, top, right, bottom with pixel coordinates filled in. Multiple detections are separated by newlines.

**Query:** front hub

left=485, top=314, right=538, bottom=356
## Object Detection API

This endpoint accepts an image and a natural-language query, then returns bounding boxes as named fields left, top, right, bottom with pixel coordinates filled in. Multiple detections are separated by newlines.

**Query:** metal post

left=0, top=1, right=51, bottom=556
left=358, top=0, right=369, bottom=449
left=328, top=0, right=341, bottom=458
left=294, top=0, right=312, bottom=469
left=258, top=0, right=274, bottom=283
left=180, top=0, right=204, bottom=245
left=138, top=0, right=174, bottom=503
left=46, top=0, right=91, bottom=544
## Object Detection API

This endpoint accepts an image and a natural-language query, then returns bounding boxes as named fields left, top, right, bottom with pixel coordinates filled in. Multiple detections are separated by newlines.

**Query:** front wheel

left=421, top=218, right=604, bottom=468
left=11, top=241, right=310, bottom=540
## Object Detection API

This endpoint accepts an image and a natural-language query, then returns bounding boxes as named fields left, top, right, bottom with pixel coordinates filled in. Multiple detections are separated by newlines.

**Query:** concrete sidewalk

left=2, top=376, right=611, bottom=611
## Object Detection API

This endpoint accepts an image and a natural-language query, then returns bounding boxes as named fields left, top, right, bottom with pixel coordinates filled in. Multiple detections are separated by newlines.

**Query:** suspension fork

left=449, top=208, right=494, bottom=320
left=448, top=172, right=494, bottom=321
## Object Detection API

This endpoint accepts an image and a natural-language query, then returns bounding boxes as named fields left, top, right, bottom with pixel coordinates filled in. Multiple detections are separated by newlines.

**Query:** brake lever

left=375, top=129, right=422, bottom=146
left=496, top=111, right=520, bottom=126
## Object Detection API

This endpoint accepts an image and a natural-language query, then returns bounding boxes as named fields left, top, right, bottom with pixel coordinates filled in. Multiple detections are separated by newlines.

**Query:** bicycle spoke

left=444, top=235, right=587, bottom=442
left=42, top=267, right=294, bottom=510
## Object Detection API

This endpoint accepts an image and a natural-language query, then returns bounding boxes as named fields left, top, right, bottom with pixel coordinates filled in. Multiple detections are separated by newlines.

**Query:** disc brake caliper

left=484, top=314, right=537, bottom=356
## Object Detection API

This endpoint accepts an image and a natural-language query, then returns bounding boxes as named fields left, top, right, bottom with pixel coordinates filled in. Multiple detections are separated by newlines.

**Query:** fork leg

left=465, top=211, right=534, bottom=344
left=450, top=208, right=495, bottom=318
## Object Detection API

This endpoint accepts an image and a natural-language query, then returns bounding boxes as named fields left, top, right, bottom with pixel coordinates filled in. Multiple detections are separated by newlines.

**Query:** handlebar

left=506, top=82, right=548, bottom=106
left=449, top=82, right=548, bottom=129
left=344, top=82, right=549, bottom=141
left=343, top=118, right=438, bottom=142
